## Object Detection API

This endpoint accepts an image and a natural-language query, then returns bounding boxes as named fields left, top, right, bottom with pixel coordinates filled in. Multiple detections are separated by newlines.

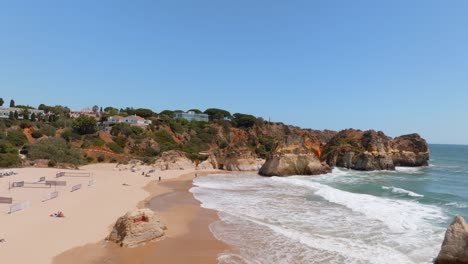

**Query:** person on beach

left=50, top=211, right=65, bottom=217
left=158, top=176, right=161, bottom=182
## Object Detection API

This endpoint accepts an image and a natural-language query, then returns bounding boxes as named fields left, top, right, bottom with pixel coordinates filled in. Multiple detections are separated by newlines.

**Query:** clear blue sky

left=0, top=1, right=467, bottom=144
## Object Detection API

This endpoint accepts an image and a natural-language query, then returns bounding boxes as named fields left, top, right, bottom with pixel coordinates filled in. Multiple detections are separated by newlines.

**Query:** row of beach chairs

left=0, top=170, right=17, bottom=177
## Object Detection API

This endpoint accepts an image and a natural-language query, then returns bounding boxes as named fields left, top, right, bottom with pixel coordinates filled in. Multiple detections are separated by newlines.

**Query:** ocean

left=190, top=144, right=468, bottom=264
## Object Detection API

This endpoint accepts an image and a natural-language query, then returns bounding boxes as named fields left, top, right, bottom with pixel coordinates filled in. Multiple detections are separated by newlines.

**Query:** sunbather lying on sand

left=50, top=211, right=65, bottom=217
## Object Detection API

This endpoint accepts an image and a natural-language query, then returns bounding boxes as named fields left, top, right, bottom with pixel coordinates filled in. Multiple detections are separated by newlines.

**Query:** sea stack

left=435, top=215, right=468, bottom=264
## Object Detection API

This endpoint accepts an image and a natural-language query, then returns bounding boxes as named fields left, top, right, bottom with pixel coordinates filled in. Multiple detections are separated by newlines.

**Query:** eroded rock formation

left=259, top=135, right=331, bottom=176
left=435, top=215, right=468, bottom=264
left=153, top=150, right=196, bottom=170
left=392, top=133, right=430, bottom=167
left=196, top=155, right=218, bottom=170
left=107, top=208, right=166, bottom=248
left=322, top=129, right=429, bottom=171
left=224, top=150, right=261, bottom=171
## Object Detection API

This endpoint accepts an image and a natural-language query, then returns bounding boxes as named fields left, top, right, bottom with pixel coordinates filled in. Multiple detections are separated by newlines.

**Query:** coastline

left=53, top=170, right=231, bottom=264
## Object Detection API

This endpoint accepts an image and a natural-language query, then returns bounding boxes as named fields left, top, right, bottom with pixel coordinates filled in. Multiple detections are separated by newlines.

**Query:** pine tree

left=10, top=99, right=15, bottom=107
left=8, top=111, right=14, bottom=120
left=22, top=109, right=29, bottom=120
left=14, top=110, right=18, bottom=119
left=30, top=113, right=36, bottom=122
left=0, top=98, right=4, bottom=106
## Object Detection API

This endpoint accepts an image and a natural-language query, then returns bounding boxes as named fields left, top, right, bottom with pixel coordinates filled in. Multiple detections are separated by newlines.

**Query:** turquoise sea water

left=191, top=144, right=468, bottom=264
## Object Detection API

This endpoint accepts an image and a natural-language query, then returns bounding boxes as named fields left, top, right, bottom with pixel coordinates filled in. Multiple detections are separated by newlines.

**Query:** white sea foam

left=395, top=167, right=424, bottom=174
left=192, top=174, right=446, bottom=264
left=382, top=186, right=424, bottom=198
left=216, top=211, right=415, bottom=264
left=272, top=177, right=443, bottom=233
left=445, top=202, right=468, bottom=209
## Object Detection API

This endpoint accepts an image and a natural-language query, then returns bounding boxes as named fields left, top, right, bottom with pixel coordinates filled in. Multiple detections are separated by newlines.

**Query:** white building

left=103, top=115, right=152, bottom=131
left=0, top=107, right=45, bottom=119
left=174, top=111, right=209, bottom=122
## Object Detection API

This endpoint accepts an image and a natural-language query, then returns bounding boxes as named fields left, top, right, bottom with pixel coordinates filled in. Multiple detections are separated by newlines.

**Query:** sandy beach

left=0, top=164, right=225, bottom=264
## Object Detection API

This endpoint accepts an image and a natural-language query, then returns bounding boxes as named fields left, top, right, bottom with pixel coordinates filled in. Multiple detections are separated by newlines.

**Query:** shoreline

left=53, top=170, right=233, bottom=264
left=0, top=164, right=231, bottom=264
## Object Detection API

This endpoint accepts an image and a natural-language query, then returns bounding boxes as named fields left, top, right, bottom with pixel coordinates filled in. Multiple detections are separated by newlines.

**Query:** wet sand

left=53, top=171, right=229, bottom=264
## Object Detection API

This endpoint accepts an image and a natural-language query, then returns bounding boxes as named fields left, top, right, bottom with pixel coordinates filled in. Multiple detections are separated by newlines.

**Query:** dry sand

left=53, top=171, right=230, bottom=264
left=0, top=164, right=213, bottom=264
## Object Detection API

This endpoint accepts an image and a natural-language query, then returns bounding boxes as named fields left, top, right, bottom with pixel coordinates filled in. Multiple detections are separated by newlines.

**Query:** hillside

left=0, top=105, right=428, bottom=174
left=0, top=106, right=336, bottom=169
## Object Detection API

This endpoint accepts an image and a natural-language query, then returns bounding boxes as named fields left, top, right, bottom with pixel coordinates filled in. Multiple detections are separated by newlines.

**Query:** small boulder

left=107, top=208, right=166, bottom=248
left=435, top=215, right=468, bottom=264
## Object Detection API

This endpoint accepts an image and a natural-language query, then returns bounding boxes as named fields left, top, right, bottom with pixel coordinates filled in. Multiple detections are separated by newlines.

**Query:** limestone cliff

left=259, top=135, right=331, bottom=176
left=153, top=150, right=196, bottom=170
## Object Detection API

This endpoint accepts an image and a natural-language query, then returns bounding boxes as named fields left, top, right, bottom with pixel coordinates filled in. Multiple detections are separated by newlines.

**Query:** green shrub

left=0, top=153, right=21, bottom=168
left=113, top=136, right=127, bottom=148
left=27, top=138, right=84, bottom=165
left=107, top=142, right=124, bottom=153
left=186, top=152, right=209, bottom=162
left=91, top=138, right=105, bottom=147
left=72, top=116, right=97, bottom=135
left=97, top=154, right=105, bottom=162
left=259, top=136, right=276, bottom=152
left=153, top=130, right=178, bottom=152
left=142, top=146, right=158, bottom=157
left=0, top=119, right=13, bottom=128
left=6, top=129, right=28, bottom=146
left=111, top=123, right=144, bottom=138
left=31, top=130, right=44, bottom=139
left=37, top=124, right=56, bottom=137
left=61, top=129, right=72, bottom=141
left=60, top=129, right=81, bottom=142
left=169, top=120, right=184, bottom=134
left=48, top=160, right=57, bottom=167
left=0, top=140, right=17, bottom=154
left=81, top=141, right=90, bottom=148
left=182, top=136, right=209, bottom=155
left=140, top=156, right=155, bottom=164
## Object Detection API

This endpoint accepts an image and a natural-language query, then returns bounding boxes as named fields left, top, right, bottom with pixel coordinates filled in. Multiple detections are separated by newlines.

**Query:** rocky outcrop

left=322, top=129, right=429, bottom=171
left=196, top=155, right=218, bottom=170
left=435, top=215, right=468, bottom=264
left=107, top=208, right=166, bottom=248
left=153, top=150, right=196, bottom=170
left=259, top=135, right=331, bottom=176
left=392, top=133, right=430, bottom=167
left=224, top=150, right=261, bottom=171
left=115, top=159, right=156, bottom=173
